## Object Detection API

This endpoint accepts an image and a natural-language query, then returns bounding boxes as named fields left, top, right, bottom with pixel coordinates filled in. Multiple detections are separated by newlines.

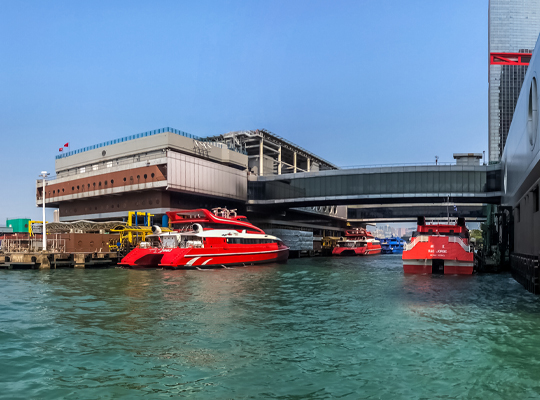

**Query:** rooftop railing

left=338, top=162, right=495, bottom=169
left=55, top=127, right=246, bottom=160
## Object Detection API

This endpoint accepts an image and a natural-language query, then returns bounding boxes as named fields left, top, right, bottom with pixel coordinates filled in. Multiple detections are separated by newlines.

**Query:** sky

left=0, top=0, right=489, bottom=223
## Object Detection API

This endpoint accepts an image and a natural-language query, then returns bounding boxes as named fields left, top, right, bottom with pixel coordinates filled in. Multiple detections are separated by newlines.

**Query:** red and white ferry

left=119, top=208, right=289, bottom=269
left=332, top=228, right=381, bottom=256
left=402, top=217, right=474, bottom=275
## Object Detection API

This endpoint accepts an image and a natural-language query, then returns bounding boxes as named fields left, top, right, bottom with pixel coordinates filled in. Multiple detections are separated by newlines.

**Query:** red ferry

left=119, top=208, right=289, bottom=269
left=402, top=217, right=474, bottom=275
left=332, top=228, right=381, bottom=256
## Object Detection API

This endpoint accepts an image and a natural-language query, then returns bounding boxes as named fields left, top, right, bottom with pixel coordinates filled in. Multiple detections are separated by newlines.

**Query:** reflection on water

left=2, top=256, right=540, bottom=398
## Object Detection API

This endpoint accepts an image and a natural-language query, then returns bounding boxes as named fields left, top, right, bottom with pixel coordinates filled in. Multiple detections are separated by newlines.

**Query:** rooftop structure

left=453, top=153, right=483, bottom=166
left=203, top=129, right=338, bottom=176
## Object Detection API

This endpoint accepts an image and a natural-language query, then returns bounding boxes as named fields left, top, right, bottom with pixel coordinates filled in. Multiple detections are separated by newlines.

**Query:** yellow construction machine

left=109, top=212, right=172, bottom=256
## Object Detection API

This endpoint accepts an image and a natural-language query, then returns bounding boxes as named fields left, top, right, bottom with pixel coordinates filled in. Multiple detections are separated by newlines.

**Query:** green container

left=6, top=218, right=31, bottom=233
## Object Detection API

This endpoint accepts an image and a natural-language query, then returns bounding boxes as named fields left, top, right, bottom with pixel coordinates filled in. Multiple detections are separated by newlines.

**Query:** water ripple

left=2, top=257, right=540, bottom=398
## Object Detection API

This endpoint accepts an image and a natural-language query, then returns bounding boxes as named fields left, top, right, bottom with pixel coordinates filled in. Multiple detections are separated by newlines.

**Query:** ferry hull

left=402, top=260, right=473, bottom=275
left=381, top=248, right=404, bottom=254
left=120, top=244, right=289, bottom=269
left=402, top=236, right=474, bottom=275
left=332, top=246, right=381, bottom=256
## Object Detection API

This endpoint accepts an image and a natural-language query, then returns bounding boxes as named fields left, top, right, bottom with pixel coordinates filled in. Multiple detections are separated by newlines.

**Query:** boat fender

left=151, top=225, right=162, bottom=234
left=192, top=223, right=203, bottom=233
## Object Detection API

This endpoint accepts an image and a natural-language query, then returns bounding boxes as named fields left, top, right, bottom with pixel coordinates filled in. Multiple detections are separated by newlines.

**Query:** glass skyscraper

left=489, top=0, right=540, bottom=162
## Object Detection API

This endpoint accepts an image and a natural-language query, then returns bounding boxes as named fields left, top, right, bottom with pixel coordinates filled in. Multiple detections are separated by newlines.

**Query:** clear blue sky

left=0, top=0, right=489, bottom=222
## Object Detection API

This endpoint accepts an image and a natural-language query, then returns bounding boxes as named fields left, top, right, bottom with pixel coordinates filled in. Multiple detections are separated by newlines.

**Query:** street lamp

left=39, top=171, right=50, bottom=251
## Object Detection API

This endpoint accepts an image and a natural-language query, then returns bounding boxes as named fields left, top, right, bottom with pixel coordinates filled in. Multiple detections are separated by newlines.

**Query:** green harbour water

left=2, top=255, right=540, bottom=399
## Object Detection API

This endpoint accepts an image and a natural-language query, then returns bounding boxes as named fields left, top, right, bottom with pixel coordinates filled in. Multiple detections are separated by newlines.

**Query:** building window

left=79, top=167, right=85, bottom=174
left=92, top=164, right=98, bottom=171
left=107, top=161, right=113, bottom=168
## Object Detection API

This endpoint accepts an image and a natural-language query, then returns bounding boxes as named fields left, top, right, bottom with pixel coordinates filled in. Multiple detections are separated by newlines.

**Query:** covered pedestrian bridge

left=247, top=164, right=502, bottom=209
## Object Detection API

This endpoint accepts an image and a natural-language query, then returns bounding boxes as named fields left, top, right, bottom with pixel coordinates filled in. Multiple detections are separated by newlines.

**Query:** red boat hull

left=332, top=244, right=381, bottom=256
left=402, top=261, right=473, bottom=275
left=402, top=236, right=473, bottom=275
left=120, top=243, right=289, bottom=269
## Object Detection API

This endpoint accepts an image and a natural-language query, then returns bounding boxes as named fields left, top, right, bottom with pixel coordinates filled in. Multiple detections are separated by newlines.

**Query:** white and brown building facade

left=37, top=128, right=248, bottom=221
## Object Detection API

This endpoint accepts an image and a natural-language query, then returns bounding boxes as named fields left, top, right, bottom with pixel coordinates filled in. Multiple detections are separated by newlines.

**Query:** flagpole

left=40, top=171, right=50, bottom=251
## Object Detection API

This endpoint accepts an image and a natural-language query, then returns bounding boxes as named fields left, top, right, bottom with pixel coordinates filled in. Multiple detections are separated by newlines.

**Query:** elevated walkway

left=248, top=164, right=502, bottom=207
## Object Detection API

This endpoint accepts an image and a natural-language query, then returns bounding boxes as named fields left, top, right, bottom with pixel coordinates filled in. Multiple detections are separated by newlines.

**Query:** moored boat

left=402, top=217, right=474, bottom=275
left=332, top=228, right=381, bottom=256
left=380, top=236, right=406, bottom=254
left=119, top=208, right=289, bottom=268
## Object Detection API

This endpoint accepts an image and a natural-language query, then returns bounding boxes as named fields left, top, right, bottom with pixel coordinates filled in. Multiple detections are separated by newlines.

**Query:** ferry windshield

left=412, top=229, right=469, bottom=239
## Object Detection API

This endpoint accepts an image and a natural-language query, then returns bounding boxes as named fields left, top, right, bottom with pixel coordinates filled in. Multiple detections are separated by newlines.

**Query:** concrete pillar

left=74, top=253, right=86, bottom=268
left=294, top=152, right=297, bottom=173
left=278, top=146, right=282, bottom=175
left=38, top=253, right=50, bottom=269
left=259, top=139, right=264, bottom=176
left=307, top=158, right=311, bottom=172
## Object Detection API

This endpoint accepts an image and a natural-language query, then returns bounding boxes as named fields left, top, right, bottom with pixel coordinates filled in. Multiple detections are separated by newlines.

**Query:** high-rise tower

left=488, top=0, right=540, bottom=162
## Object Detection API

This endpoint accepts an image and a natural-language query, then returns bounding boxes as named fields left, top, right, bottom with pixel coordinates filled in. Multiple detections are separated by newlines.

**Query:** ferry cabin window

left=226, top=238, right=277, bottom=244
left=413, top=230, right=464, bottom=237
left=203, top=223, right=260, bottom=232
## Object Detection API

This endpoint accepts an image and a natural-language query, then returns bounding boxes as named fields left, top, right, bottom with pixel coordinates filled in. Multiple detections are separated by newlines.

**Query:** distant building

left=37, top=127, right=346, bottom=234
left=489, top=0, right=540, bottom=162
left=37, top=127, right=249, bottom=222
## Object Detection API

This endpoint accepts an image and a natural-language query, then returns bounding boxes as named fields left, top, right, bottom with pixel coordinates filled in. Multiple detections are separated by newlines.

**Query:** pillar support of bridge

left=259, top=138, right=264, bottom=176
left=278, top=146, right=282, bottom=175
left=294, top=152, right=297, bottom=173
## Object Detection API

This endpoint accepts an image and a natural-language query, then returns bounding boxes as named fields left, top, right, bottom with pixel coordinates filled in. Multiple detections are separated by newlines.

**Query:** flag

left=59, top=148, right=63, bottom=152
left=64, top=142, right=69, bottom=147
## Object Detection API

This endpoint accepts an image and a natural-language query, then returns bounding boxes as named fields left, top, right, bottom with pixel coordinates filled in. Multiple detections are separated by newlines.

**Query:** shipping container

left=6, top=219, right=31, bottom=234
